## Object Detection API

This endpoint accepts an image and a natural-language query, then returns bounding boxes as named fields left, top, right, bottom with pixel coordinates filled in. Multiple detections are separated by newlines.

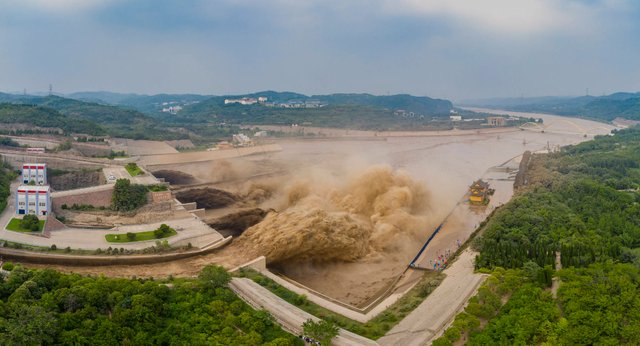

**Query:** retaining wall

left=52, top=187, right=114, bottom=208
left=0, top=236, right=232, bottom=266
left=0, top=150, right=113, bottom=170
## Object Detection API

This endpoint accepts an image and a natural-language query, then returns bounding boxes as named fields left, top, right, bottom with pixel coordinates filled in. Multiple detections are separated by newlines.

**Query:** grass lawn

left=105, top=228, right=177, bottom=243
left=6, top=218, right=45, bottom=233
left=125, top=163, right=144, bottom=177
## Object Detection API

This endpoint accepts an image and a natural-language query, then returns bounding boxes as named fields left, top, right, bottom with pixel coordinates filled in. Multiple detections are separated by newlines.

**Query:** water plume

left=234, top=165, right=436, bottom=264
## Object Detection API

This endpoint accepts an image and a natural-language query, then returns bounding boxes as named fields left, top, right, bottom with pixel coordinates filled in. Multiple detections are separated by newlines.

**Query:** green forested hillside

left=499, top=95, right=640, bottom=123
left=0, top=158, right=17, bottom=213
left=0, top=103, right=106, bottom=135
left=117, top=94, right=211, bottom=114
left=431, top=129, right=640, bottom=346
left=0, top=265, right=300, bottom=346
left=313, top=93, right=453, bottom=115
left=474, top=128, right=640, bottom=265
left=18, top=96, right=155, bottom=125
left=173, top=103, right=477, bottom=131
left=175, top=91, right=453, bottom=125
left=433, top=263, right=640, bottom=345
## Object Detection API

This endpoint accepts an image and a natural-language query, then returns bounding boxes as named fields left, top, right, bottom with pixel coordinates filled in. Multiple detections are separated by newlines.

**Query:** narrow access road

left=230, top=278, right=380, bottom=346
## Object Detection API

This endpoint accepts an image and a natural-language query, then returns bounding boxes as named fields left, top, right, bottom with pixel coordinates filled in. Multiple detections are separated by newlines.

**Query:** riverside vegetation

left=0, top=264, right=303, bottom=346
left=431, top=128, right=640, bottom=345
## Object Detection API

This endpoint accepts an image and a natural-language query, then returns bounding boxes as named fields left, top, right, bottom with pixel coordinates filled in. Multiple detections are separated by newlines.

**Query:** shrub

left=2, top=263, right=14, bottom=271
left=187, top=242, right=192, bottom=249
left=126, top=232, right=136, bottom=240
left=294, top=294, right=308, bottom=306
left=154, top=229, right=164, bottom=239
left=445, top=326, right=461, bottom=342
left=64, top=246, right=71, bottom=253
left=50, top=244, right=57, bottom=251
left=252, top=276, right=263, bottom=285
left=30, top=223, right=39, bottom=232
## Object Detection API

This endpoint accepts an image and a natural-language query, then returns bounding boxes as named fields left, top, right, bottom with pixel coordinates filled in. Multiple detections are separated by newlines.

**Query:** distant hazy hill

left=0, top=102, right=106, bottom=135
left=175, top=91, right=453, bottom=124
left=458, top=96, right=581, bottom=108
left=67, top=91, right=141, bottom=104
left=117, top=94, right=212, bottom=114
left=13, top=95, right=155, bottom=125
left=1, top=95, right=198, bottom=140
left=461, top=92, right=640, bottom=123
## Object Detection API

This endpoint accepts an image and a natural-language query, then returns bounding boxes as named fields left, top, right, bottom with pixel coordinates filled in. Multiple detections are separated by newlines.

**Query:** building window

left=29, top=202, right=35, bottom=206
left=39, top=202, right=46, bottom=206
left=18, top=202, right=25, bottom=206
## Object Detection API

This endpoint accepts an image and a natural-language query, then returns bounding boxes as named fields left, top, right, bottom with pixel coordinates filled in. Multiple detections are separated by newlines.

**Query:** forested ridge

left=430, top=128, right=640, bottom=345
left=173, top=91, right=454, bottom=127
left=0, top=103, right=106, bottom=136
left=0, top=265, right=301, bottom=346
left=0, top=98, right=239, bottom=142
left=497, top=94, right=640, bottom=123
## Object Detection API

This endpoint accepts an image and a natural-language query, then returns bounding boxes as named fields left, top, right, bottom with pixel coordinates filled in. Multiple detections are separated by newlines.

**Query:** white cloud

left=4, top=0, right=116, bottom=14
left=382, top=0, right=588, bottom=35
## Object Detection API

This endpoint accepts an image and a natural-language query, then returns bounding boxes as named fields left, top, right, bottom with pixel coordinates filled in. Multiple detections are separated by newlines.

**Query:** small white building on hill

left=16, top=185, right=51, bottom=215
left=22, top=163, right=47, bottom=185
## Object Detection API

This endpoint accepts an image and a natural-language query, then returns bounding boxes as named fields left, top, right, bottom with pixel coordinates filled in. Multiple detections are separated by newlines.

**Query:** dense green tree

left=302, top=318, right=340, bottom=346
left=1, top=305, right=58, bottom=346
left=111, top=178, right=147, bottom=211
left=198, top=265, right=232, bottom=290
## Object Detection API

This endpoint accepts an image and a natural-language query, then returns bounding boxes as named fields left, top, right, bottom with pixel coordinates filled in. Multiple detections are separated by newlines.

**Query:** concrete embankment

left=138, top=143, right=283, bottom=168
left=0, top=236, right=232, bottom=266
left=0, top=148, right=122, bottom=170
left=245, top=125, right=519, bottom=138
left=230, top=278, right=380, bottom=346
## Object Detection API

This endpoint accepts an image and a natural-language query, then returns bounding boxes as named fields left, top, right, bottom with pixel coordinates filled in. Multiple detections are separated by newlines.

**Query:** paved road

left=103, top=165, right=159, bottom=185
left=1, top=215, right=222, bottom=250
left=0, top=178, right=21, bottom=235
left=377, top=251, right=487, bottom=346
left=230, top=278, right=380, bottom=346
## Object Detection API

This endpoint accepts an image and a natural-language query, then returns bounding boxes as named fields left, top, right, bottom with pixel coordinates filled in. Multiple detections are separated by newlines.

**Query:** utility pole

left=49, top=84, right=53, bottom=96
left=23, top=89, right=26, bottom=95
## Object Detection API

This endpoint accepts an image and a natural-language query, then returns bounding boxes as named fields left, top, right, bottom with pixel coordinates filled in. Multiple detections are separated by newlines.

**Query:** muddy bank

left=152, top=170, right=198, bottom=185
left=175, top=187, right=239, bottom=209
left=207, top=208, right=272, bottom=237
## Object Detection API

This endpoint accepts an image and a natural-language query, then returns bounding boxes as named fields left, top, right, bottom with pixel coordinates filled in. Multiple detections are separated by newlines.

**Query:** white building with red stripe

left=16, top=185, right=51, bottom=216
left=22, top=163, right=47, bottom=185
left=26, top=148, right=45, bottom=154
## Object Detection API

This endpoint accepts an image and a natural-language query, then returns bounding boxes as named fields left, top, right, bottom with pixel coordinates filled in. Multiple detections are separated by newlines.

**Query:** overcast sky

left=1, top=0, right=639, bottom=101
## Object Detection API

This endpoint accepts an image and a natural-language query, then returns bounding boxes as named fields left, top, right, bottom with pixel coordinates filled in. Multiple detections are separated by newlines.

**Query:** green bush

left=126, top=232, right=136, bottom=240
left=2, top=263, right=14, bottom=271
left=50, top=244, right=57, bottom=251
left=154, top=229, right=164, bottom=239
left=294, top=294, right=308, bottom=306
left=19, top=214, right=40, bottom=231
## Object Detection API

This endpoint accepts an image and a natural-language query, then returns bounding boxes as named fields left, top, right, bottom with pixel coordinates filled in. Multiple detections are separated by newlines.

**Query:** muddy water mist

left=222, top=164, right=457, bottom=305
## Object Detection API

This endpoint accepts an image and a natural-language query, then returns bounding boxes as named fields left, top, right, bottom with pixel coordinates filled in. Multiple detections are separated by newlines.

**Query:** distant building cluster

left=233, top=134, right=252, bottom=143
left=488, top=117, right=506, bottom=126
left=154, top=100, right=200, bottom=113
left=264, top=99, right=328, bottom=108
left=162, top=106, right=182, bottom=114
left=394, top=110, right=416, bottom=117
left=254, top=131, right=267, bottom=137
left=225, top=97, right=268, bottom=105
